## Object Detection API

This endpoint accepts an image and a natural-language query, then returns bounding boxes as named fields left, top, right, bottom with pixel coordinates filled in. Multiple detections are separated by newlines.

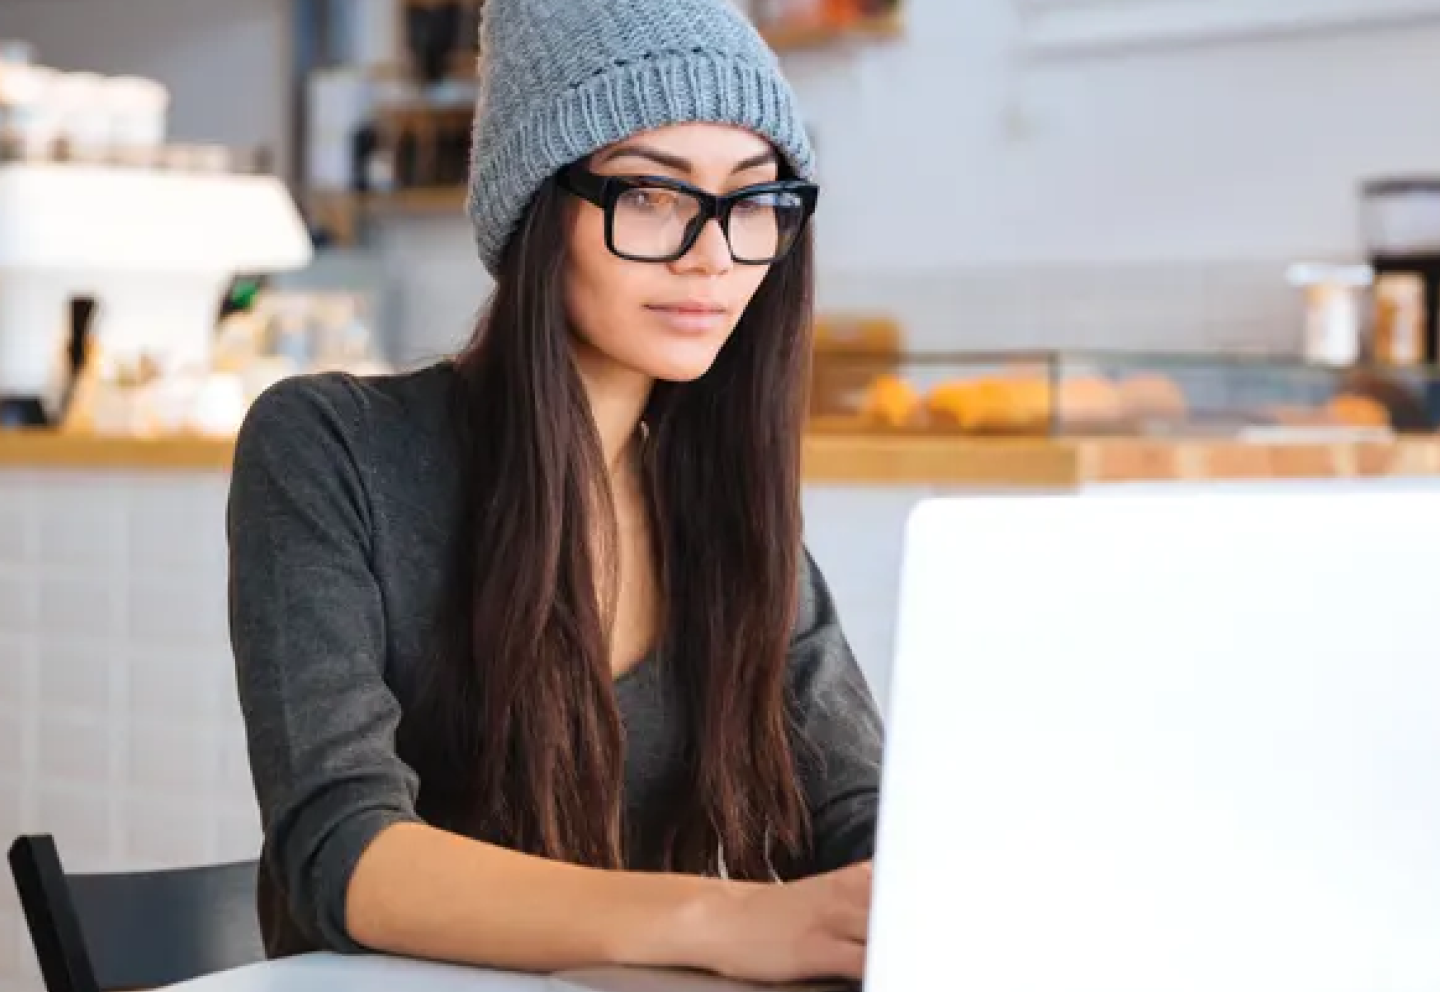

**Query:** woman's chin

left=649, top=363, right=717, bottom=384
left=632, top=341, right=728, bottom=383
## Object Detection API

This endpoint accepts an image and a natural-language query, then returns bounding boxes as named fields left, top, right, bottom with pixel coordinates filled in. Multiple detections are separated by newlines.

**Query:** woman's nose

left=672, top=217, right=734, bottom=276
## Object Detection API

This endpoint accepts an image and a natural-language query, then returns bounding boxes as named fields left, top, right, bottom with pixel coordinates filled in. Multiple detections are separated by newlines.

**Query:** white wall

left=792, top=2, right=1440, bottom=271
left=0, top=0, right=292, bottom=174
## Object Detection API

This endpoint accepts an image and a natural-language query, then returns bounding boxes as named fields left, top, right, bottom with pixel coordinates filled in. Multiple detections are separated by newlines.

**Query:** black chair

left=8, top=834, right=265, bottom=992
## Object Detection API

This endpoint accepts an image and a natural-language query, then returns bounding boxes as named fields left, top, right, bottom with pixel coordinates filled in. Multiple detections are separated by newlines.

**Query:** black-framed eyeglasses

left=557, top=165, right=818, bottom=265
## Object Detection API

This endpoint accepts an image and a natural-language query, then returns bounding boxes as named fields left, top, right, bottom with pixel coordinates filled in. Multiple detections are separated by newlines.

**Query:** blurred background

left=10, top=0, right=1440, bottom=367
left=4, top=1, right=1440, bottom=989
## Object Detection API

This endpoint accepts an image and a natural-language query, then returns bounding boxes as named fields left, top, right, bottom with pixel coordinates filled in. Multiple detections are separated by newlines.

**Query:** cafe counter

left=9, top=429, right=1440, bottom=484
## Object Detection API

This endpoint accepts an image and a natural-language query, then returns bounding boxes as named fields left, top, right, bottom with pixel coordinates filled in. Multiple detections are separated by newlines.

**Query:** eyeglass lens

left=612, top=186, right=807, bottom=263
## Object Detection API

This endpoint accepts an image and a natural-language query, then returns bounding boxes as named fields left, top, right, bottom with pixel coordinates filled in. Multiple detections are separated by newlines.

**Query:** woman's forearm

left=345, top=822, right=741, bottom=973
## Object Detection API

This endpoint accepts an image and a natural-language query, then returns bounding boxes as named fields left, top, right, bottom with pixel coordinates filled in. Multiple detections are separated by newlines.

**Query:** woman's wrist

left=608, top=871, right=755, bottom=972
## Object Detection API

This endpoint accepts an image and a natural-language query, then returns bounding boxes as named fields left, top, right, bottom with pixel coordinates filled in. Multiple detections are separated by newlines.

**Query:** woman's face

left=564, top=122, right=782, bottom=384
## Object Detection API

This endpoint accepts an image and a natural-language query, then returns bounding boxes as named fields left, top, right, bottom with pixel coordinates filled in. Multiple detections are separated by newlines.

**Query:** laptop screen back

left=868, top=491, right=1440, bottom=992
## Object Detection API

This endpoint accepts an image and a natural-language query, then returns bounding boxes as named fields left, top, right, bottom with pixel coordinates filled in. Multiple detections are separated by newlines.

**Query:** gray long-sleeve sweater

left=226, top=362, right=884, bottom=958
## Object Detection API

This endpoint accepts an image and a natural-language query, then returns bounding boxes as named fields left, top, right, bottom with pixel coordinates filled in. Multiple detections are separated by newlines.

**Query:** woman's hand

left=686, top=862, right=873, bottom=985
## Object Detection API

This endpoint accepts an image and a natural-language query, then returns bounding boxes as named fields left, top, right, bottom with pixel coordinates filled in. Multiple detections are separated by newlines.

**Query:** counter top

left=0, top=431, right=235, bottom=471
left=5, top=429, right=1440, bottom=485
left=804, top=432, right=1440, bottom=484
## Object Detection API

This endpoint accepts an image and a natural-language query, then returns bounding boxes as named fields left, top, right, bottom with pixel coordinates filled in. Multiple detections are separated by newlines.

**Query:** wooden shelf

left=760, top=10, right=904, bottom=51
left=313, top=186, right=466, bottom=217
left=306, top=186, right=467, bottom=246
left=363, top=186, right=467, bottom=212
left=359, top=63, right=477, bottom=84
left=0, top=431, right=235, bottom=472
left=375, top=103, right=474, bottom=120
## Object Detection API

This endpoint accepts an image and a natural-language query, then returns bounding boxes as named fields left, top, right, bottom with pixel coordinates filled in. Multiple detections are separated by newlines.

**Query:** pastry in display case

left=808, top=349, right=1440, bottom=436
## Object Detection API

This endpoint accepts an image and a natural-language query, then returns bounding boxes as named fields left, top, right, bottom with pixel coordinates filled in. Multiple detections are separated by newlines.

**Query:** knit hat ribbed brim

left=466, top=0, right=816, bottom=275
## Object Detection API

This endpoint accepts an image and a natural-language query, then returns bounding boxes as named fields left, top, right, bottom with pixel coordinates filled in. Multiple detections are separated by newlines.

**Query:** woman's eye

left=627, top=189, right=679, bottom=211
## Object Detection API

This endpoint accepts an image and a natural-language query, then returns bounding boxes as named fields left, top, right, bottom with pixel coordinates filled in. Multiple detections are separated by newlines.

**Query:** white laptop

left=865, top=490, right=1440, bottom=992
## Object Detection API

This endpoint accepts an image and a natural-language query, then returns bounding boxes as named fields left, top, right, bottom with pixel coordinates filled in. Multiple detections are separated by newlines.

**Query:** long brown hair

left=398, top=171, right=816, bottom=880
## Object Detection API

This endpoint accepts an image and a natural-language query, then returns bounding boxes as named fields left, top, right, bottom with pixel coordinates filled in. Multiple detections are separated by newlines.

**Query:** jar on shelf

left=1286, top=262, right=1374, bottom=367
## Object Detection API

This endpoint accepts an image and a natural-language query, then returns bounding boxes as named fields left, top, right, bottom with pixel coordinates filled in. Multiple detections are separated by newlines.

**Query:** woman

left=227, top=0, right=883, bottom=984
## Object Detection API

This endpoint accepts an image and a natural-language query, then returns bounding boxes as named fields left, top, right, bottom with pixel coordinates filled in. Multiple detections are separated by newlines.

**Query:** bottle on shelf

left=1373, top=272, right=1426, bottom=367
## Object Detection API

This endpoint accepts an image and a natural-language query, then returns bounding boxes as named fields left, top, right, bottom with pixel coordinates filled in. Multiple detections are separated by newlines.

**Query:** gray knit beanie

left=466, top=0, right=817, bottom=275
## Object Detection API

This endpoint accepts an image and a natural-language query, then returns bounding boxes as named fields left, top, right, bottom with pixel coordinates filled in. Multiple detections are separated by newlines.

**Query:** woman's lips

left=645, top=303, right=729, bottom=334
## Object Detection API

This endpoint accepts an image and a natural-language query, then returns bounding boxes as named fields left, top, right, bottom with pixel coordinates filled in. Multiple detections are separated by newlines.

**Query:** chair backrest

left=8, top=834, right=265, bottom=992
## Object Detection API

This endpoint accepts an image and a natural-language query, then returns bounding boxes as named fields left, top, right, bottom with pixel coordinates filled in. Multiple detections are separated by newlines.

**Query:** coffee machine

left=0, top=162, right=313, bottom=427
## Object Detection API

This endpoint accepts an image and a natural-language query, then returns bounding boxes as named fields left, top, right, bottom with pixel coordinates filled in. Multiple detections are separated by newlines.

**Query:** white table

left=158, top=953, right=776, bottom=992
left=155, top=953, right=547, bottom=991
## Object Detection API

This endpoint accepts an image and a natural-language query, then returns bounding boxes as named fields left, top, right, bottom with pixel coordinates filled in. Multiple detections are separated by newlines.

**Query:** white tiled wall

left=0, top=468, right=260, bottom=992
left=0, top=465, right=940, bottom=992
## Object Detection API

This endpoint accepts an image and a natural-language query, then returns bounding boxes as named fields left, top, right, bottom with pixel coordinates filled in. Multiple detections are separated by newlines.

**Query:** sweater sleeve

left=227, top=375, right=422, bottom=952
left=788, top=548, right=885, bottom=876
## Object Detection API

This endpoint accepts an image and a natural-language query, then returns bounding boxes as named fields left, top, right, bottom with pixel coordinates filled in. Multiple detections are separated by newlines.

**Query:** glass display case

left=808, top=350, right=1440, bottom=436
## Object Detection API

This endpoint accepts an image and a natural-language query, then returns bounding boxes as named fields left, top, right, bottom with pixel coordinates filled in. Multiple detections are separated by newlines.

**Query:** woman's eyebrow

left=596, top=145, right=779, bottom=175
left=596, top=145, right=692, bottom=171
left=731, top=150, right=778, bottom=174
